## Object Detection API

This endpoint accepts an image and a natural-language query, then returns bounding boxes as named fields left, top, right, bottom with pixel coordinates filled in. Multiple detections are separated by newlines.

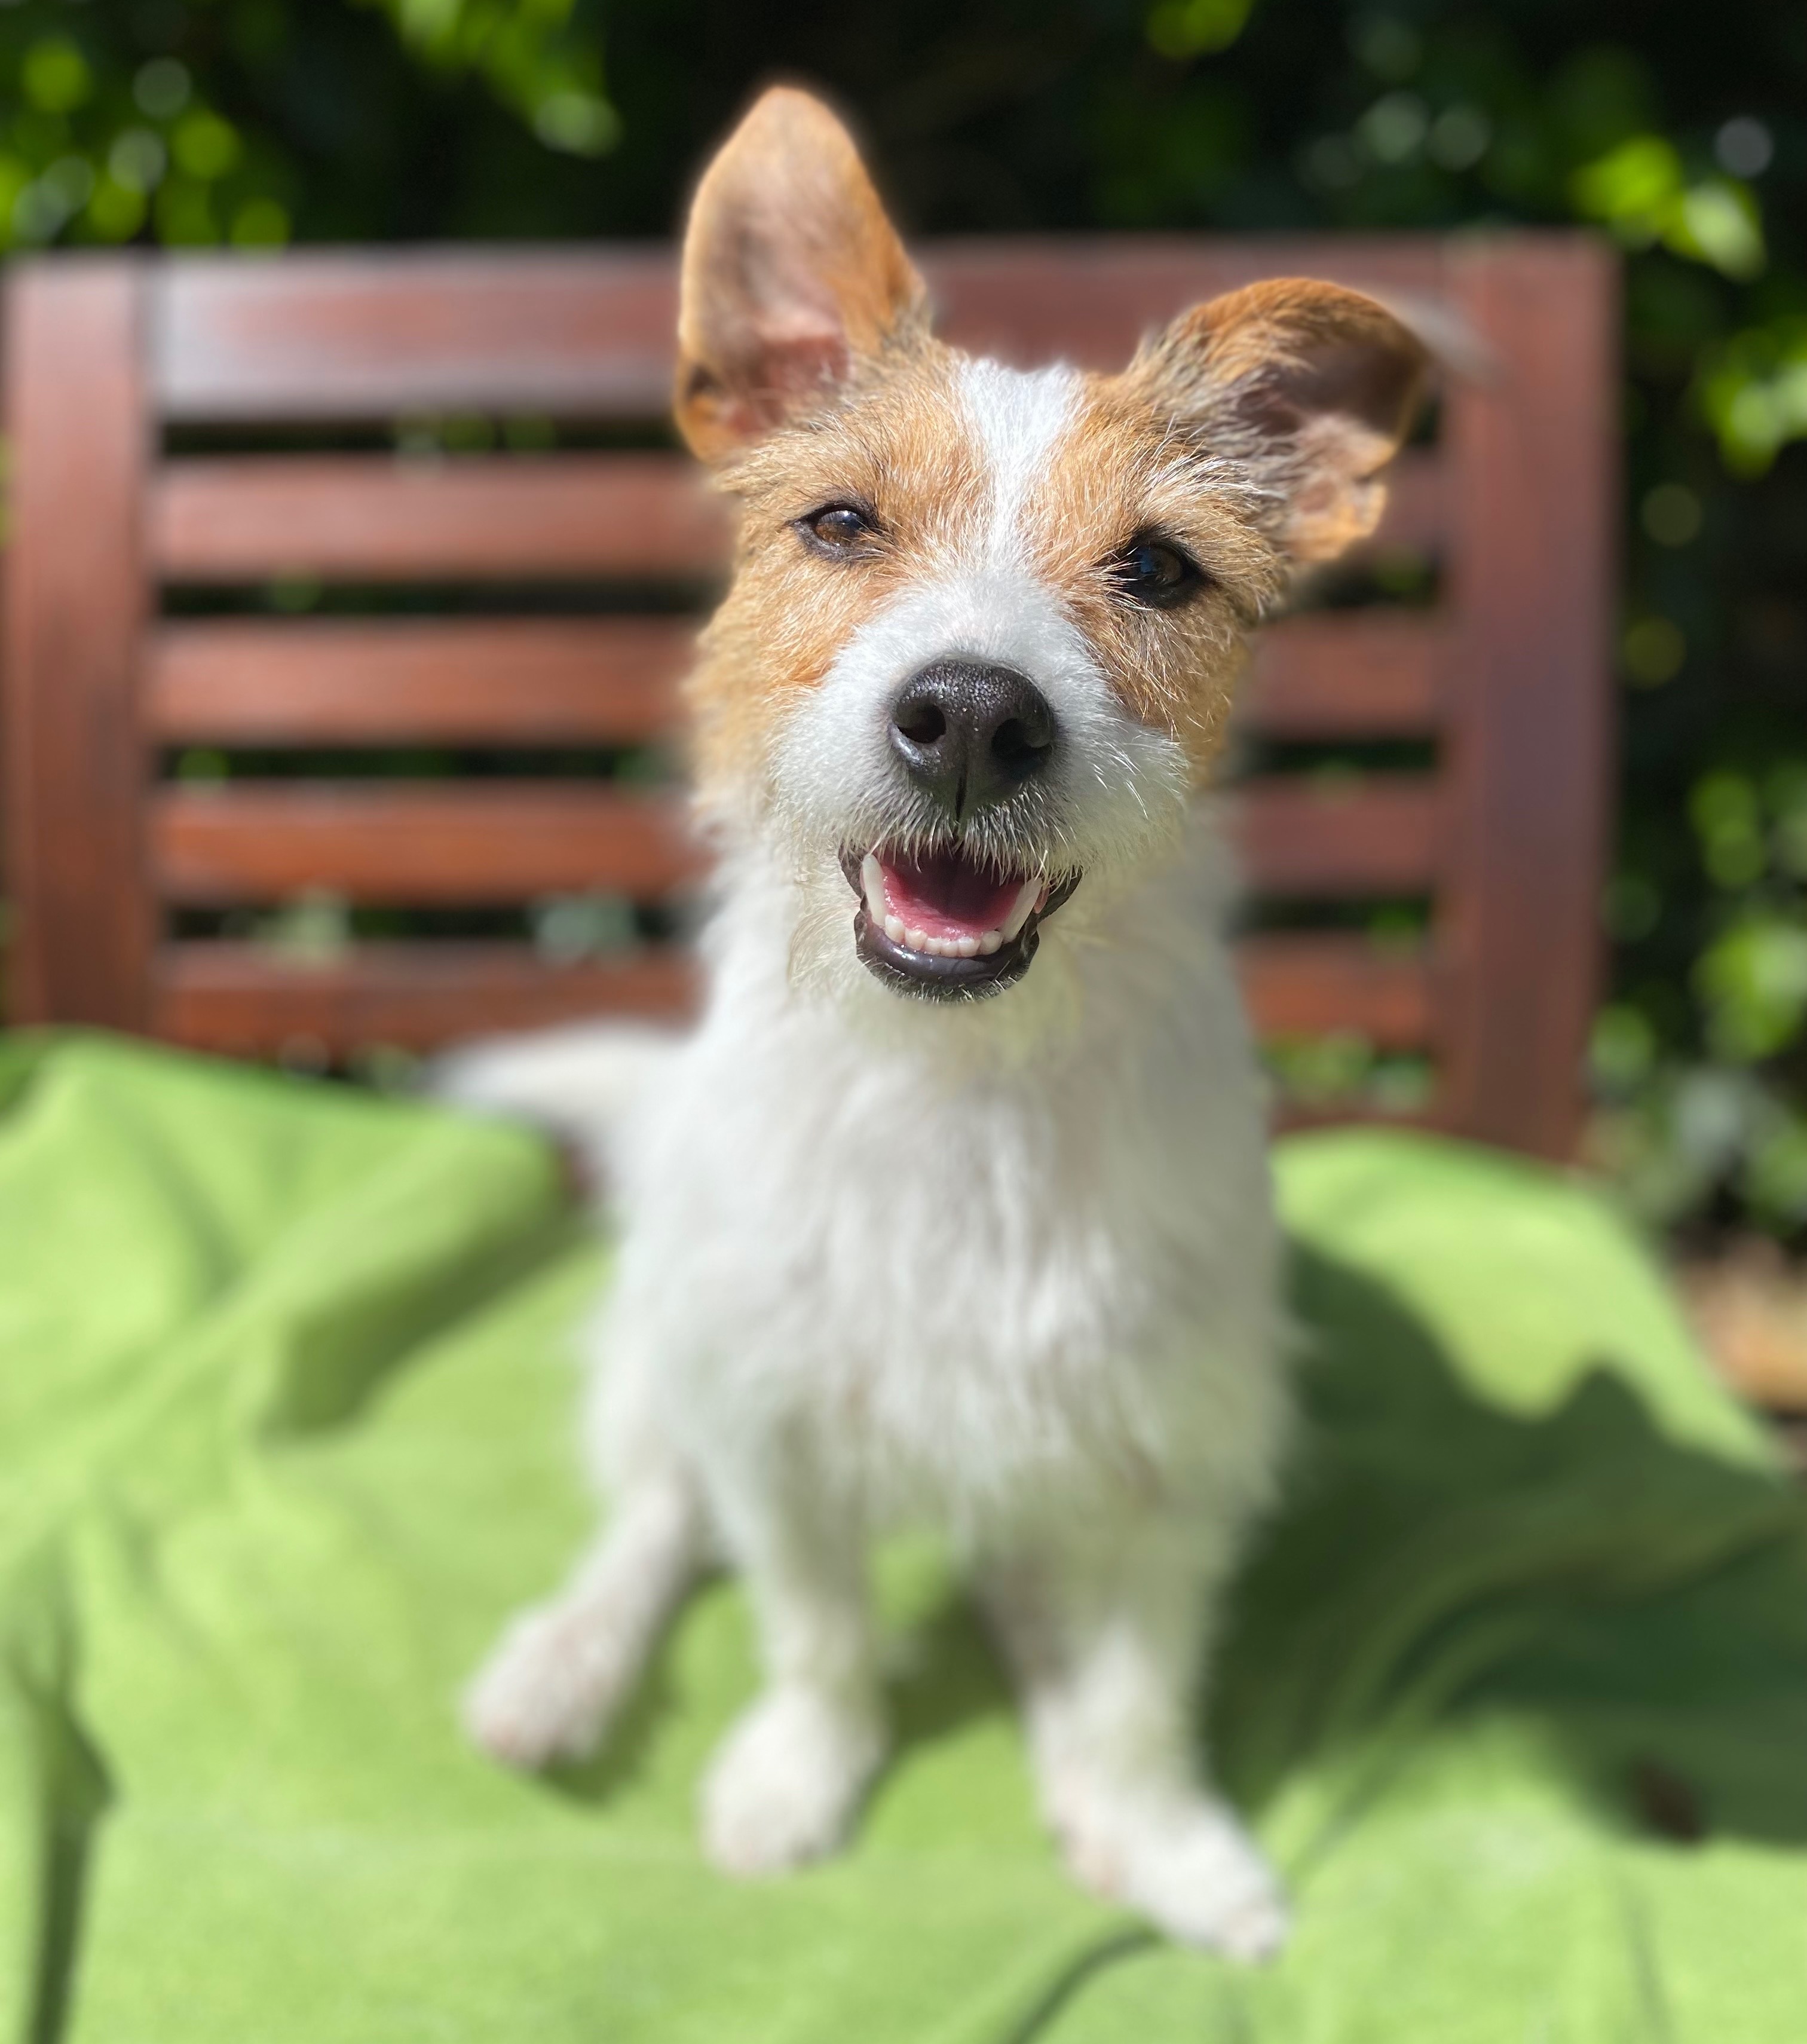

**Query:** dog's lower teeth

left=859, top=857, right=1058, bottom=965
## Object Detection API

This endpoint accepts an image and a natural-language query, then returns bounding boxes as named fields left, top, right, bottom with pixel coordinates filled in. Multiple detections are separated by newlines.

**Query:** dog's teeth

left=906, top=927, right=929, bottom=954
left=1000, top=879, right=1042, bottom=944
left=884, top=914, right=905, bottom=944
left=978, top=931, right=1003, bottom=956
left=955, top=935, right=979, bottom=959
left=860, top=852, right=886, bottom=925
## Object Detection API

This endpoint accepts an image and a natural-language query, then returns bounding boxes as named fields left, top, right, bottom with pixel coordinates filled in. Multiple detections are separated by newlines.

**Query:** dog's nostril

left=896, top=702, right=947, bottom=748
left=992, top=715, right=1052, bottom=774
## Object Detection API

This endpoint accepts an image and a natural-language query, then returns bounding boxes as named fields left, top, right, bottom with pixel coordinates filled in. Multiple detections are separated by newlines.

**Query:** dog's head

left=673, top=88, right=1426, bottom=1020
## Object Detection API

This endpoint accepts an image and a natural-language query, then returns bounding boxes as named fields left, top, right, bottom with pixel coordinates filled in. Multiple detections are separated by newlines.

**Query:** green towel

left=1, top=1033, right=1802, bottom=2042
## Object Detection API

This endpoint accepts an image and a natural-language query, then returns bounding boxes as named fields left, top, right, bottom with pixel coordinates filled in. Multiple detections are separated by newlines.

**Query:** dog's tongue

left=880, top=848, right=1028, bottom=943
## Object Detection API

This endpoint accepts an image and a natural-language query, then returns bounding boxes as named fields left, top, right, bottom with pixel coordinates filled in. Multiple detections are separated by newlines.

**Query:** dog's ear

left=1132, top=280, right=1429, bottom=564
left=673, top=87, right=926, bottom=463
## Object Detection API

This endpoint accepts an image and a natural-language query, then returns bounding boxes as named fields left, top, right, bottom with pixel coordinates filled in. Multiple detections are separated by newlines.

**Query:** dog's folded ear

left=673, top=87, right=927, bottom=464
left=1131, top=280, right=1430, bottom=565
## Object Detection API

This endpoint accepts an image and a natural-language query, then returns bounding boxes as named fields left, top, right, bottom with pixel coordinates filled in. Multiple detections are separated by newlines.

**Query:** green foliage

left=0, top=1, right=618, bottom=251
left=1702, top=318, right=1807, bottom=475
left=1146, top=0, right=1259, bottom=61
left=0, top=8, right=286, bottom=248
left=0, top=0, right=1802, bottom=1246
left=357, top=0, right=617, bottom=154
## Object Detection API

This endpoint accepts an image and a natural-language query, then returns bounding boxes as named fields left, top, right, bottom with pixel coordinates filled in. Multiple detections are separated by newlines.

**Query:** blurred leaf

left=1674, top=179, right=1765, bottom=280
left=1572, top=136, right=1765, bottom=281
left=1695, top=913, right=1807, bottom=1062
left=172, top=111, right=243, bottom=182
left=1700, top=319, right=1807, bottom=475
left=1622, top=614, right=1686, bottom=685
left=1690, top=770, right=1765, bottom=888
left=357, top=0, right=618, bottom=154
left=1572, top=133, right=1683, bottom=234
left=1591, top=1003, right=1657, bottom=1093
left=1744, top=1112, right=1807, bottom=1228
left=1147, top=0, right=1258, bottom=61
left=22, top=36, right=91, bottom=114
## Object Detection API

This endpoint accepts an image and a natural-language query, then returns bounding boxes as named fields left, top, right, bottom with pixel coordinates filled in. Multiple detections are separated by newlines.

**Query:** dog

left=447, top=86, right=1425, bottom=1959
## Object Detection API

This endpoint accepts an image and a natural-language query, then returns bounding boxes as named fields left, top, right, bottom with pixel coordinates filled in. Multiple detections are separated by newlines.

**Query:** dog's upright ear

left=1131, top=280, right=1429, bottom=564
left=673, top=87, right=926, bottom=464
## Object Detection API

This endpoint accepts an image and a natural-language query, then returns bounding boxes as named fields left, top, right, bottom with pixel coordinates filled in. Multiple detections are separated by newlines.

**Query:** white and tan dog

left=449, top=87, right=1425, bottom=1958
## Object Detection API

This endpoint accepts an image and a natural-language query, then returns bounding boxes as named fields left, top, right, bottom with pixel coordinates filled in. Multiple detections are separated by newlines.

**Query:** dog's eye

left=798, top=503, right=877, bottom=553
left=1110, top=536, right=1203, bottom=610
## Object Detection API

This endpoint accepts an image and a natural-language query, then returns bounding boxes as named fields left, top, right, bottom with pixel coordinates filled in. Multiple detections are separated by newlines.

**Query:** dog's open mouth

left=839, top=845, right=1082, bottom=999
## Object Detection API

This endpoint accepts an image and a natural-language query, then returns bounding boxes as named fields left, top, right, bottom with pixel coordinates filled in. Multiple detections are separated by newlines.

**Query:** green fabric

left=1, top=1034, right=1802, bottom=2043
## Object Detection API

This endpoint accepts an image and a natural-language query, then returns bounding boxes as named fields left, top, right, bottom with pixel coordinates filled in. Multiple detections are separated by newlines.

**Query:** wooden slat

left=1233, top=776, right=1441, bottom=895
left=149, top=453, right=729, bottom=582
left=150, top=776, right=1436, bottom=907
left=1437, top=241, right=1618, bottom=1159
left=153, top=940, right=699, bottom=1053
left=1242, top=612, right=1444, bottom=738
left=151, top=784, right=704, bottom=904
left=150, top=240, right=1447, bottom=421
left=146, top=610, right=1442, bottom=749
left=148, top=445, right=1438, bottom=588
left=154, top=929, right=1434, bottom=1059
left=2, top=262, right=155, bottom=1029
left=153, top=250, right=679, bottom=421
left=1238, top=933, right=1436, bottom=1047
left=931, top=240, right=1448, bottom=375
left=147, top=617, right=694, bottom=744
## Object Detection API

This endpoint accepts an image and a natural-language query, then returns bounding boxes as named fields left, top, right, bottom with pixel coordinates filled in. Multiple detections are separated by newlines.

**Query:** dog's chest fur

left=608, top=818, right=1283, bottom=1534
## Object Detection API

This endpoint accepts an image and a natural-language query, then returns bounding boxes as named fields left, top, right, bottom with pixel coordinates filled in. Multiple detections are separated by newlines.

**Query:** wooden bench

left=1, top=238, right=1616, bottom=1158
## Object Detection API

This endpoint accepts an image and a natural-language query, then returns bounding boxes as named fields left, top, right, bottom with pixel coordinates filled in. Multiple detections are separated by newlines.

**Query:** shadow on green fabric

left=534, top=1242, right=1806, bottom=1866
left=1218, top=1247, right=1807, bottom=1852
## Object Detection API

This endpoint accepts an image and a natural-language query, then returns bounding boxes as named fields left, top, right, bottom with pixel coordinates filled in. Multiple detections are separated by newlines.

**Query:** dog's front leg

left=700, top=1467, right=885, bottom=1878
left=986, top=1507, right=1288, bottom=1960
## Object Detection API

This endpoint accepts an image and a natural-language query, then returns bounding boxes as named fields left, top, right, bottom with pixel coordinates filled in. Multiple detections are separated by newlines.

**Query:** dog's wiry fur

left=446, top=87, right=1425, bottom=1957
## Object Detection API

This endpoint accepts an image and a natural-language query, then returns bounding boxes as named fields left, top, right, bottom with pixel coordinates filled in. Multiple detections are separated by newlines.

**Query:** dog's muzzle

left=839, top=844, right=1082, bottom=1000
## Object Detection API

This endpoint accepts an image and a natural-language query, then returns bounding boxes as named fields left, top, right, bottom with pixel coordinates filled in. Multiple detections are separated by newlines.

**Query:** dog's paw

left=701, top=1686, right=884, bottom=1877
left=1059, top=1792, right=1290, bottom=1962
left=462, top=1604, right=625, bottom=1770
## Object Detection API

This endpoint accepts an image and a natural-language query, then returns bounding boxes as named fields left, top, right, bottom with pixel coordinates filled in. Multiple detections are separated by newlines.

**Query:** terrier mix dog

left=452, top=87, right=1425, bottom=1958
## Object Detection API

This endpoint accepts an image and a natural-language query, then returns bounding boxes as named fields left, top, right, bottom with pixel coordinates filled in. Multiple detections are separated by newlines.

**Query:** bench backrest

left=1, top=238, right=1615, bottom=1156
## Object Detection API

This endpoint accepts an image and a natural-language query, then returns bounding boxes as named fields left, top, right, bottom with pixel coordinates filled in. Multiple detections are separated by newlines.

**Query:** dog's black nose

left=888, top=661, right=1056, bottom=819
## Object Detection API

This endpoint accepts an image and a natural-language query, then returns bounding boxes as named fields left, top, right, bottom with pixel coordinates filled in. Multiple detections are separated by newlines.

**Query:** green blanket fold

left=1, top=1033, right=1802, bottom=2042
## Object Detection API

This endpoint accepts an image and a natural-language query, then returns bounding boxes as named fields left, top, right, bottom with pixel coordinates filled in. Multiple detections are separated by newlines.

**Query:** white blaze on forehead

left=956, top=358, right=1080, bottom=565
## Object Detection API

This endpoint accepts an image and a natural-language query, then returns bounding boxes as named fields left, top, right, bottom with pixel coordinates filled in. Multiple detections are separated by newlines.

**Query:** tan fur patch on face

left=1019, top=373, right=1288, bottom=778
left=684, top=333, right=986, bottom=803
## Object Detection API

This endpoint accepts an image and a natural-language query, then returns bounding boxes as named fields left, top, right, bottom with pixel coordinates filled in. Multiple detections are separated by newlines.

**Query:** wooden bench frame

left=2, top=237, right=1616, bottom=1158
